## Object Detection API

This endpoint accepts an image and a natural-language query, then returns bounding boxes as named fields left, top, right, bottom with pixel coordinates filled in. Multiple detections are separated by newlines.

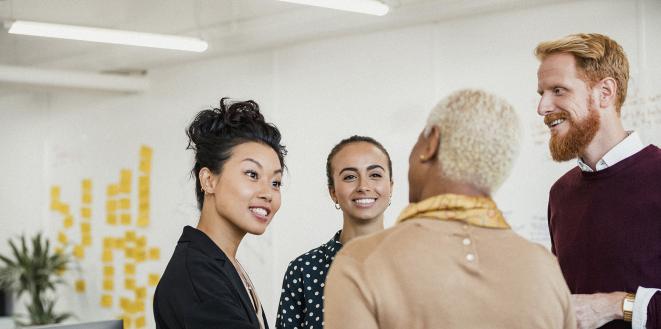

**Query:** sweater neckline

left=579, top=145, right=656, bottom=179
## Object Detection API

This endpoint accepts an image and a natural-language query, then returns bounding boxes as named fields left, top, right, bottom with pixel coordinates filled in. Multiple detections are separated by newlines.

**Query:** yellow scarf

left=396, top=193, right=510, bottom=229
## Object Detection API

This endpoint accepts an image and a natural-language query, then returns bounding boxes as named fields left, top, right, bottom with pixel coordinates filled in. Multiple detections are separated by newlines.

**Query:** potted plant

left=0, top=233, right=73, bottom=326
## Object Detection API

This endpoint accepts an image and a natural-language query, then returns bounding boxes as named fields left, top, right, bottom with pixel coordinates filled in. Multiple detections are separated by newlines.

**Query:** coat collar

left=178, top=225, right=264, bottom=327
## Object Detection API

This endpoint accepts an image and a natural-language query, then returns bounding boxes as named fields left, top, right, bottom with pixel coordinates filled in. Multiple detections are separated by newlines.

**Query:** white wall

left=1, top=0, right=660, bottom=327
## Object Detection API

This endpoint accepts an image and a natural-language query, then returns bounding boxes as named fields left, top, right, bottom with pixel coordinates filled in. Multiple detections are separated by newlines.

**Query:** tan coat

left=324, top=218, right=576, bottom=329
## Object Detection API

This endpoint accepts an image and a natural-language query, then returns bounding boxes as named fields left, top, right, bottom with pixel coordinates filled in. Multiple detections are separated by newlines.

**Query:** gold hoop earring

left=419, top=155, right=426, bottom=161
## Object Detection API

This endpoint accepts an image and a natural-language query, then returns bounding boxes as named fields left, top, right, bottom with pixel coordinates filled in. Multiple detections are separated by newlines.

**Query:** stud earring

left=334, top=202, right=341, bottom=210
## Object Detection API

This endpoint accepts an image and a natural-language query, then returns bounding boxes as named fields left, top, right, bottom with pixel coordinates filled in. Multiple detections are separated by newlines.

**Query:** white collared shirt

left=576, top=131, right=656, bottom=328
left=577, top=131, right=645, bottom=172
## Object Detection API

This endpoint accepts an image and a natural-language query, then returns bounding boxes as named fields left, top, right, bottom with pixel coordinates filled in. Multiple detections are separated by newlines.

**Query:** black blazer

left=154, top=226, right=268, bottom=329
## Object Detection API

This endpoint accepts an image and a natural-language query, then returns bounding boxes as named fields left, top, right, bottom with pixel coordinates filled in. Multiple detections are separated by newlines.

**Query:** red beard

left=545, top=109, right=600, bottom=162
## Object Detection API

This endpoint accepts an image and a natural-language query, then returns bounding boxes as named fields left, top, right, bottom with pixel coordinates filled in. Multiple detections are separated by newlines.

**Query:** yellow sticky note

left=57, top=231, right=68, bottom=245
left=135, top=316, right=145, bottom=328
left=139, top=160, right=151, bottom=173
left=75, top=279, right=86, bottom=293
left=149, top=247, right=160, bottom=260
left=136, top=250, right=146, bottom=263
left=119, top=198, right=131, bottom=210
left=120, top=297, right=130, bottom=312
left=138, top=175, right=150, bottom=188
left=120, top=169, right=132, bottom=193
left=80, top=207, right=92, bottom=219
left=136, top=236, right=146, bottom=248
left=103, top=279, right=114, bottom=291
left=82, top=179, right=92, bottom=191
left=148, top=273, right=160, bottom=286
left=73, top=245, right=84, bottom=259
left=115, top=238, right=125, bottom=249
left=137, top=216, right=149, bottom=228
left=50, top=186, right=61, bottom=200
left=135, top=300, right=145, bottom=312
left=100, top=294, right=112, bottom=308
left=138, top=199, right=149, bottom=210
left=106, top=199, right=117, bottom=213
left=82, top=193, right=92, bottom=204
left=125, top=263, right=136, bottom=275
left=135, top=287, right=146, bottom=300
left=125, top=248, right=135, bottom=259
left=82, top=234, right=92, bottom=247
left=123, top=316, right=132, bottom=328
left=103, top=265, right=114, bottom=277
left=60, top=203, right=70, bottom=215
left=140, top=145, right=152, bottom=159
left=107, top=184, right=119, bottom=196
left=103, top=238, right=113, bottom=249
left=125, top=278, right=136, bottom=290
left=80, top=222, right=91, bottom=234
left=50, top=200, right=60, bottom=211
left=102, top=250, right=113, bottom=262
left=121, top=213, right=131, bottom=225
left=63, top=215, right=73, bottom=228
left=125, top=230, right=136, bottom=241
left=107, top=213, right=117, bottom=225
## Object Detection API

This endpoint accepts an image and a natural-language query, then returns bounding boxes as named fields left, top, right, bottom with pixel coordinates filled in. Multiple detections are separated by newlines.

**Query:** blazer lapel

left=181, top=226, right=260, bottom=326
left=217, top=258, right=260, bottom=325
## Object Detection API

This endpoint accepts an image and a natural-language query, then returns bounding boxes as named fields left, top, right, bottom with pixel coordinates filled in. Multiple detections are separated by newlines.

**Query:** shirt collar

left=322, top=230, right=343, bottom=256
left=578, top=131, right=644, bottom=172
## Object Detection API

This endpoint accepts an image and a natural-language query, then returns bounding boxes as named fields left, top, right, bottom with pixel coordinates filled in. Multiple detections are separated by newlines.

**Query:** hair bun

left=186, top=98, right=266, bottom=151
left=216, top=98, right=265, bottom=130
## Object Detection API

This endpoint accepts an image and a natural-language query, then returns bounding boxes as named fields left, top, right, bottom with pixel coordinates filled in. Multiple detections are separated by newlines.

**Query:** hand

left=572, top=292, right=626, bottom=329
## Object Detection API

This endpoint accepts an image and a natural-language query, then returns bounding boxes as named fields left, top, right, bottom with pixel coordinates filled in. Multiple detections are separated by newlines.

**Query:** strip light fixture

left=277, top=0, right=389, bottom=16
left=6, top=20, right=208, bottom=52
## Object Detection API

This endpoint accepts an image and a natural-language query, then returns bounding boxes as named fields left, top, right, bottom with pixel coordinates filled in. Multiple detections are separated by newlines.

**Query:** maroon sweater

left=548, top=145, right=661, bottom=329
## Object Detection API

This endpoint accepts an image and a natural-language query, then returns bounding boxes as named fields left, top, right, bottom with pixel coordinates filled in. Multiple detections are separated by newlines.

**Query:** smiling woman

left=276, top=135, right=392, bottom=329
left=153, top=99, right=286, bottom=329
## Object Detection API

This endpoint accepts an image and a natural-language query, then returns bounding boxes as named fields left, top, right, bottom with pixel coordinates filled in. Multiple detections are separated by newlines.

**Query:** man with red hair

left=536, top=33, right=661, bottom=329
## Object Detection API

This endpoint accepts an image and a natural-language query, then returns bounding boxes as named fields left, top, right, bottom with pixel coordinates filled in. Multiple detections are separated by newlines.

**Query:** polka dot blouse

left=276, top=230, right=343, bottom=329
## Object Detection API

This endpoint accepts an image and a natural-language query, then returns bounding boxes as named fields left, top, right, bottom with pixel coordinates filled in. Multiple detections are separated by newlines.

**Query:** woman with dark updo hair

left=154, top=98, right=286, bottom=329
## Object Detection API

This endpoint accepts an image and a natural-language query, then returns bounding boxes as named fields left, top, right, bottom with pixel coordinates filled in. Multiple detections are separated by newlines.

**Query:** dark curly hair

left=326, top=135, right=392, bottom=188
left=186, top=98, right=287, bottom=210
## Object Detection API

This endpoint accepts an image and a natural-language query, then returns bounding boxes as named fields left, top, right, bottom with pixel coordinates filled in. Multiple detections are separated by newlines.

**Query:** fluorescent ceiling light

left=277, top=0, right=389, bottom=16
left=7, top=20, right=208, bottom=52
